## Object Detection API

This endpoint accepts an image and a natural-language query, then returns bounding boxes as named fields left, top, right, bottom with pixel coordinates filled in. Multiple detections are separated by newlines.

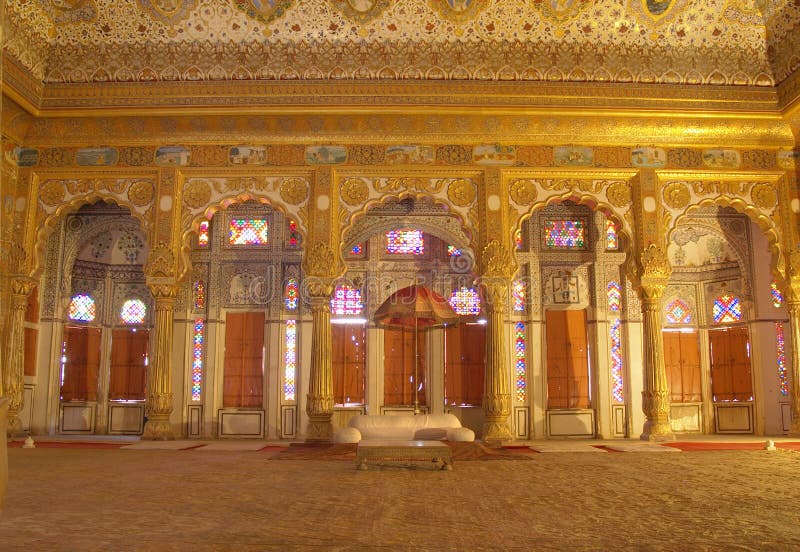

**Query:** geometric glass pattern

left=285, top=278, right=299, bottom=311
left=198, top=220, right=210, bottom=248
left=193, top=279, right=206, bottom=310
left=605, top=219, right=618, bottom=250
left=284, top=319, right=297, bottom=401
left=447, top=245, right=462, bottom=257
left=191, top=318, right=205, bottom=401
left=776, top=322, right=789, bottom=396
left=68, top=294, right=96, bottom=322
left=515, top=229, right=523, bottom=250
left=610, top=317, right=624, bottom=403
left=287, top=219, right=300, bottom=248
left=229, top=219, right=269, bottom=245
left=350, top=244, right=363, bottom=255
left=607, top=281, right=622, bottom=312
left=386, top=230, right=424, bottom=255
left=665, top=299, right=692, bottom=324
left=512, top=280, right=526, bottom=312
left=449, top=287, right=481, bottom=316
left=771, top=281, right=783, bottom=308
left=544, top=220, right=585, bottom=248
left=515, top=322, right=527, bottom=402
left=712, top=294, right=742, bottom=324
left=331, top=285, right=364, bottom=316
left=120, top=299, right=146, bottom=325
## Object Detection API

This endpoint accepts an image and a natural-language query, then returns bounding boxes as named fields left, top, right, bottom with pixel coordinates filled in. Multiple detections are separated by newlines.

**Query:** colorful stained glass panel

left=331, top=285, right=364, bottom=316
left=776, top=322, right=788, bottom=396
left=284, top=319, right=297, bottom=401
left=544, top=220, right=585, bottom=248
left=447, top=245, right=462, bottom=257
left=607, top=281, right=622, bottom=312
left=68, top=294, right=96, bottom=322
left=515, top=229, right=523, bottom=250
left=712, top=294, right=742, bottom=324
left=449, top=287, right=481, bottom=316
left=285, top=278, right=299, bottom=311
left=192, top=318, right=205, bottom=401
left=512, top=280, right=526, bottom=312
left=287, top=220, right=300, bottom=248
left=610, top=318, right=624, bottom=403
left=606, top=220, right=618, bottom=250
left=515, top=322, right=527, bottom=402
left=198, top=220, right=210, bottom=247
left=771, top=281, right=783, bottom=308
left=120, top=299, right=146, bottom=325
left=229, top=219, right=269, bottom=245
left=350, top=244, right=363, bottom=255
left=193, top=280, right=206, bottom=310
left=665, top=299, right=692, bottom=324
left=386, top=230, right=424, bottom=255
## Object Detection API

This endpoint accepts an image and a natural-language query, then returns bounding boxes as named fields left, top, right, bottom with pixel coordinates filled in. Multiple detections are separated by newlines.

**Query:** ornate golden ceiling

left=5, top=0, right=800, bottom=88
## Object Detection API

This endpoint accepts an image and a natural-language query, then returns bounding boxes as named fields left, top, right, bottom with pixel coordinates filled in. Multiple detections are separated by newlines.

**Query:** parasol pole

left=413, top=315, right=419, bottom=414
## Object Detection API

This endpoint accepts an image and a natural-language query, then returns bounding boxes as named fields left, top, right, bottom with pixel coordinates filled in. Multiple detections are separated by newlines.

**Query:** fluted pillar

left=637, top=245, right=674, bottom=441
left=482, top=279, right=513, bottom=445
left=4, top=278, right=33, bottom=436
left=305, top=288, right=335, bottom=442
left=787, top=299, right=800, bottom=436
left=142, top=284, right=177, bottom=440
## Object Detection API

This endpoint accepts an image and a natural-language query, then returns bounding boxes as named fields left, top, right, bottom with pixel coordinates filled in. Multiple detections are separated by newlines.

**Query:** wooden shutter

left=223, top=312, right=265, bottom=408
left=109, top=328, right=149, bottom=401
left=383, top=327, right=426, bottom=406
left=445, top=324, right=486, bottom=406
left=332, top=324, right=366, bottom=405
left=710, top=327, right=753, bottom=402
left=61, top=326, right=102, bottom=402
left=546, top=309, right=590, bottom=409
left=663, top=331, right=702, bottom=403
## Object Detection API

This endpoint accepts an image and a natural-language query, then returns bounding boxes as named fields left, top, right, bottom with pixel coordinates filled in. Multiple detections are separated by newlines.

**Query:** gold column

left=3, top=277, right=33, bottom=435
left=786, top=254, right=800, bottom=436
left=142, top=284, right=177, bottom=440
left=305, top=283, right=335, bottom=442
left=637, top=245, right=674, bottom=441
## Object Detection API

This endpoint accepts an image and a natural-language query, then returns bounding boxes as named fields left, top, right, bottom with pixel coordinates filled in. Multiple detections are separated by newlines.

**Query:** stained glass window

left=191, top=318, right=205, bottom=401
left=771, top=281, right=783, bottom=308
left=193, top=280, right=206, bottom=310
left=544, top=220, right=585, bottom=248
left=515, top=322, right=527, bottom=402
left=350, top=244, right=363, bottom=256
left=285, top=278, right=299, bottom=311
left=287, top=220, right=300, bottom=248
left=610, top=318, right=624, bottom=403
left=606, top=220, right=618, bottom=250
left=515, top=229, right=523, bottom=250
left=120, top=299, right=146, bottom=325
left=68, top=294, right=96, bottom=322
left=449, top=287, right=481, bottom=316
left=229, top=219, right=269, bottom=245
left=665, top=299, right=692, bottom=325
left=776, top=322, right=789, bottom=396
left=512, top=280, right=526, bottom=312
left=447, top=245, right=462, bottom=257
left=331, top=285, right=363, bottom=316
left=386, top=230, right=424, bottom=255
left=713, top=294, right=742, bottom=324
left=198, top=220, right=210, bottom=248
left=284, top=319, right=297, bottom=401
left=607, top=281, right=622, bottom=312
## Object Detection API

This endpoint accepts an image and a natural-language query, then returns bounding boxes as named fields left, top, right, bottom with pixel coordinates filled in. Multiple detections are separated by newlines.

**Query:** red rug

left=7, top=441, right=125, bottom=449
left=664, top=441, right=800, bottom=452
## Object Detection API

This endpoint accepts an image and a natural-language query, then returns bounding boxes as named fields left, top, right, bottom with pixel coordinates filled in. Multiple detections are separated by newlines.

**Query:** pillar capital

left=637, top=244, right=671, bottom=302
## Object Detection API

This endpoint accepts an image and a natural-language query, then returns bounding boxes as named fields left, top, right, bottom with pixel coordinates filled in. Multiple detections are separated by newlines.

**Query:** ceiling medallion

left=331, top=0, right=391, bottom=24
left=231, top=0, right=294, bottom=27
left=532, top=0, right=592, bottom=26
left=427, top=0, right=491, bottom=24
left=40, top=0, right=97, bottom=25
left=137, top=1, right=199, bottom=26
left=638, top=0, right=677, bottom=23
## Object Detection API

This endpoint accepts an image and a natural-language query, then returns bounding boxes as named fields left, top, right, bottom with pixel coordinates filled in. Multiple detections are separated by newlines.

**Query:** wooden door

left=709, top=327, right=753, bottom=402
left=663, top=331, right=702, bottom=403
left=545, top=309, right=590, bottom=409
left=383, top=327, right=426, bottom=407
left=223, top=312, right=265, bottom=408
left=109, top=328, right=149, bottom=401
left=61, top=326, right=102, bottom=402
left=332, top=324, right=366, bottom=405
left=444, top=323, right=486, bottom=406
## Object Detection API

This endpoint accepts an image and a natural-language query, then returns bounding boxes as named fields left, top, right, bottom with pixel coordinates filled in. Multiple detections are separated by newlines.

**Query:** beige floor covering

left=1, top=446, right=800, bottom=551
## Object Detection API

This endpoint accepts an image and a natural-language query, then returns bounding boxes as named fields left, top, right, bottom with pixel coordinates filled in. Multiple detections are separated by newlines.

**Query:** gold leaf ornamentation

left=662, top=182, right=691, bottom=209
left=606, top=181, right=632, bottom=207
left=331, top=0, right=391, bottom=24
left=480, top=240, right=514, bottom=279
left=144, top=241, right=176, bottom=279
left=39, top=180, right=66, bottom=206
left=127, top=180, right=155, bottom=207
left=340, top=177, right=369, bottom=207
left=447, top=179, right=476, bottom=207
left=509, top=179, right=537, bottom=206
left=182, top=179, right=212, bottom=209
left=303, top=241, right=336, bottom=278
left=279, top=177, right=309, bottom=205
left=750, top=183, right=777, bottom=210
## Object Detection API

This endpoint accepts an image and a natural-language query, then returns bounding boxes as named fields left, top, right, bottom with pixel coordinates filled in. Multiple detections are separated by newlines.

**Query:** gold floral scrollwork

left=606, top=181, right=632, bottom=208
left=303, top=241, right=336, bottom=278
left=144, top=241, right=177, bottom=279
left=39, top=180, right=66, bottom=206
left=639, top=244, right=672, bottom=300
left=127, top=180, right=155, bottom=207
left=182, top=179, right=211, bottom=209
left=447, top=179, right=476, bottom=207
left=480, top=240, right=514, bottom=280
left=662, top=182, right=691, bottom=210
left=280, top=177, right=309, bottom=206
left=509, top=179, right=537, bottom=206
left=340, top=177, right=369, bottom=207
left=750, top=183, right=777, bottom=211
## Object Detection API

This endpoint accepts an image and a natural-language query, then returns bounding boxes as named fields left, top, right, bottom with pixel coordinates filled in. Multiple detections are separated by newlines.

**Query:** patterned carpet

left=2, top=444, right=799, bottom=550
